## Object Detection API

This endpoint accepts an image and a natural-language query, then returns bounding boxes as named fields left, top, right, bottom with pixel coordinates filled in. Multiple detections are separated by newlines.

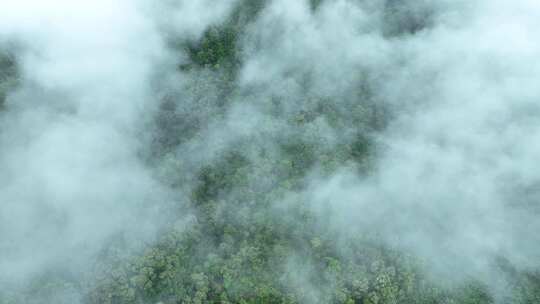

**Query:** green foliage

left=310, top=0, right=324, bottom=11
left=382, top=0, right=434, bottom=37
left=0, top=51, right=18, bottom=109
left=74, top=1, right=540, bottom=302
left=180, top=0, right=266, bottom=73
left=185, top=25, right=239, bottom=71
left=4, top=1, right=539, bottom=304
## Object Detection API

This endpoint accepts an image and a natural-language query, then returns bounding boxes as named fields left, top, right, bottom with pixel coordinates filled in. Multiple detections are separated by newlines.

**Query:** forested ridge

left=1, top=1, right=540, bottom=303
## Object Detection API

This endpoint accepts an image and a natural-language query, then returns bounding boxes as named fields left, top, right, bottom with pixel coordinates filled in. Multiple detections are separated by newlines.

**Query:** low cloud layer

left=302, top=0, right=540, bottom=288
left=1, top=0, right=539, bottom=303
left=0, top=0, right=234, bottom=288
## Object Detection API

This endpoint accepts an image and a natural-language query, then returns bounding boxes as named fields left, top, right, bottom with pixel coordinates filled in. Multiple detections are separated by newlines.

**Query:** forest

left=1, top=1, right=539, bottom=303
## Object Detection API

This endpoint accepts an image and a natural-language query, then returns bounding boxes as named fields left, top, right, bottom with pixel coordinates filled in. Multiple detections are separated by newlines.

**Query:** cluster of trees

left=81, top=1, right=540, bottom=301
left=0, top=51, right=18, bottom=110
left=1, top=1, right=540, bottom=303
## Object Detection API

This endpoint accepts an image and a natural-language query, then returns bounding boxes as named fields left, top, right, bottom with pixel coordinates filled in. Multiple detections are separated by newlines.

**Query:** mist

left=0, top=0, right=233, bottom=296
left=307, top=0, right=540, bottom=278
left=0, top=0, right=539, bottom=303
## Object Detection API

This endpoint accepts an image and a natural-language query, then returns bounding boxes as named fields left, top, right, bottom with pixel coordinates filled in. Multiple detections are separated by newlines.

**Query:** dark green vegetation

left=1, top=1, right=539, bottom=304
left=0, top=51, right=18, bottom=110
left=382, top=0, right=434, bottom=37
